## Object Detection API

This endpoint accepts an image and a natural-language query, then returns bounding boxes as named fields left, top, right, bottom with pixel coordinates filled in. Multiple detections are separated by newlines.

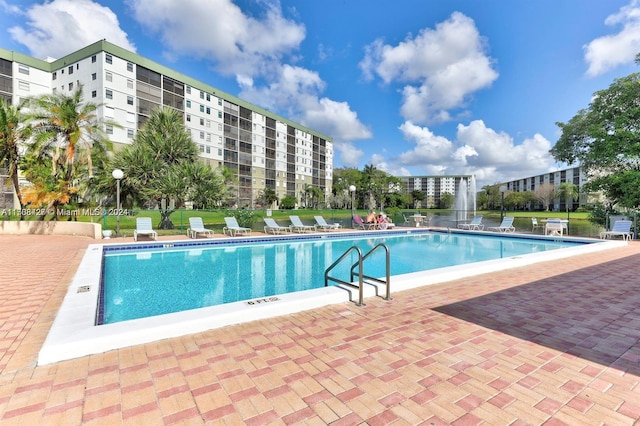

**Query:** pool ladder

left=324, top=243, right=391, bottom=306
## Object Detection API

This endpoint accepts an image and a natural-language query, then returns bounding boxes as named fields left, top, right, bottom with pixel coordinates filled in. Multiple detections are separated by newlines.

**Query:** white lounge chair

left=531, top=217, right=542, bottom=232
left=223, top=217, right=251, bottom=236
left=314, top=215, right=341, bottom=231
left=134, top=217, right=157, bottom=241
left=188, top=217, right=213, bottom=238
left=488, top=216, right=515, bottom=233
left=264, top=218, right=290, bottom=234
left=545, top=219, right=564, bottom=236
left=458, top=215, right=484, bottom=230
left=289, top=215, right=316, bottom=233
left=600, top=220, right=633, bottom=241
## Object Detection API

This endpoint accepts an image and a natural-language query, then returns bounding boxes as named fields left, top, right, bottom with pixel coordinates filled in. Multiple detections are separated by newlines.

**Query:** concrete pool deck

left=1, top=232, right=640, bottom=424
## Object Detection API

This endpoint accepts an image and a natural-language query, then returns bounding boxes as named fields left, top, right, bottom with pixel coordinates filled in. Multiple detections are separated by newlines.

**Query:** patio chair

left=314, top=215, right=341, bottom=231
left=289, top=215, right=316, bottom=233
left=488, top=216, right=515, bottom=233
left=599, top=220, right=633, bottom=241
left=531, top=217, right=542, bottom=232
left=187, top=217, right=213, bottom=239
left=353, top=214, right=377, bottom=230
left=263, top=218, right=290, bottom=234
left=545, top=219, right=564, bottom=236
left=458, top=215, right=484, bottom=230
left=134, top=217, right=158, bottom=241
left=223, top=217, right=251, bottom=236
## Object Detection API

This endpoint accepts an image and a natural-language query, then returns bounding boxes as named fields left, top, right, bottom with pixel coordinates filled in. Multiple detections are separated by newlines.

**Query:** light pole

left=349, top=185, right=356, bottom=228
left=499, top=185, right=507, bottom=223
left=112, top=169, right=124, bottom=237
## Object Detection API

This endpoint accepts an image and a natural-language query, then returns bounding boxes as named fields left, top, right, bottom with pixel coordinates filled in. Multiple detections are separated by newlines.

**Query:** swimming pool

left=102, top=231, right=581, bottom=324
left=39, top=229, right=627, bottom=364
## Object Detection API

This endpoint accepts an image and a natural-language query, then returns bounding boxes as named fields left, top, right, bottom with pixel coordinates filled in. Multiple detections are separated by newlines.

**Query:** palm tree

left=556, top=182, right=579, bottom=232
left=23, top=86, right=110, bottom=218
left=0, top=99, right=31, bottom=219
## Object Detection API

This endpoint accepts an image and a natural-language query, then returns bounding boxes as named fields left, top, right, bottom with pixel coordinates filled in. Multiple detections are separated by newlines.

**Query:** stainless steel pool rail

left=324, top=243, right=391, bottom=306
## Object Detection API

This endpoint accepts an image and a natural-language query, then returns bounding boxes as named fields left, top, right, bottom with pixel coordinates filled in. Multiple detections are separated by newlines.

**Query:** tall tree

left=22, top=86, right=111, bottom=219
left=556, top=182, right=579, bottom=217
left=551, top=72, right=640, bottom=209
left=0, top=99, right=30, bottom=218
left=533, top=182, right=556, bottom=211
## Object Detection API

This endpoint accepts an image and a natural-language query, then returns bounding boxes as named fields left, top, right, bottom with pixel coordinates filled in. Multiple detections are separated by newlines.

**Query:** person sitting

left=365, top=210, right=378, bottom=224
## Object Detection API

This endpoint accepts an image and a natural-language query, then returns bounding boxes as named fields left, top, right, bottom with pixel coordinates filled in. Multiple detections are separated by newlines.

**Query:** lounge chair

left=600, top=220, right=633, bottom=241
left=488, top=216, right=515, bottom=233
left=458, top=215, right=484, bottom=230
left=353, top=214, right=376, bottom=230
left=134, top=217, right=158, bottom=241
left=402, top=215, right=412, bottom=226
left=223, top=217, right=251, bottom=236
left=531, top=217, right=542, bottom=232
left=545, top=219, right=564, bottom=236
left=264, top=218, right=290, bottom=234
left=187, top=217, right=213, bottom=238
left=314, top=215, right=341, bottom=231
left=289, top=215, right=316, bottom=233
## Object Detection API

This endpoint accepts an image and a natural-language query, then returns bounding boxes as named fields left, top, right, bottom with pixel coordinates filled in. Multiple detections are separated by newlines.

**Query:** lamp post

left=349, top=185, right=356, bottom=228
left=112, top=169, right=124, bottom=237
left=499, top=185, right=507, bottom=223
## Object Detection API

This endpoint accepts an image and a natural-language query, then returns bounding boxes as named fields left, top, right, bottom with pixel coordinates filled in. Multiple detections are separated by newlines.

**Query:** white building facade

left=0, top=40, right=333, bottom=208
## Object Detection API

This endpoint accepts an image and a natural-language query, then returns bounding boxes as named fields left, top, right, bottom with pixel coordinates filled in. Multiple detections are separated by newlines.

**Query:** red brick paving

left=1, top=234, right=640, bottom=424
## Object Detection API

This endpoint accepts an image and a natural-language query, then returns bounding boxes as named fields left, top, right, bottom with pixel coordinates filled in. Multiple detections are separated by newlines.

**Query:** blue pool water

left=101, top=231, right=584, bottom=324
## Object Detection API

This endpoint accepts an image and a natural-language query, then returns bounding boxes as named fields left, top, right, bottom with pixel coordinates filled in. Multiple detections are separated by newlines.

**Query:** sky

left=1, top=0, right=640, bottom=188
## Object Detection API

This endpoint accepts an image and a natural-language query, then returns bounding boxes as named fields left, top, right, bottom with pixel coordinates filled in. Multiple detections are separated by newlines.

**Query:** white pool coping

left=38, top=231, right=627, bottom=365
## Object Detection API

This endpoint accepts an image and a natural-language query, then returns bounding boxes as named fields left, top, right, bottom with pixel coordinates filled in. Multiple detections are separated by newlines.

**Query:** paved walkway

left=1, top=234, right=640, bottom=425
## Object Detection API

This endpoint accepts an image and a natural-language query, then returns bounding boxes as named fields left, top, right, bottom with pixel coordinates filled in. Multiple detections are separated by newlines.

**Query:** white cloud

left=360, top=12, right=498, bottom=124
left=584, top=0, right=640, bottom=77
left=129, top=0, right=305, bottom=78
left=335, top=142, right=364, bottom=167
left=8, top=0, right=135, bottom=59
left=394, top=120, right=557, bottom=187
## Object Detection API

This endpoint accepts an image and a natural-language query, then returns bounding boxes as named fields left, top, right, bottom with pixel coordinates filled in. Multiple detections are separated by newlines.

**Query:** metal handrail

left=325, top=246, right=365, bottom=306
left=350, top=243, right=391, bottom=301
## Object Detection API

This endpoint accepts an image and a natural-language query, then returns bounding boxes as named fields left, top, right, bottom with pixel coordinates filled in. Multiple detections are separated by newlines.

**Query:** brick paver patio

left=1, top=233, right=639, bottom=425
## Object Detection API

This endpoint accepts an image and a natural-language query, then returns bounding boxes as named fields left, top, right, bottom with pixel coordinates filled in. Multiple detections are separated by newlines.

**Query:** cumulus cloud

left=394, top=120, right=556, bottom=186
left=360, top=12, right=498, bottom=125
left=584, top=0, right=640, bottom=77
left=129, top=0, right=305, bottom=78
left=7, top=0, right=135, bottom=59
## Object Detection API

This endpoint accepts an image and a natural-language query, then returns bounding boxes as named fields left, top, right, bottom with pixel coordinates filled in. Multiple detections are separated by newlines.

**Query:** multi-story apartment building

left=0, top=40, right=333, bottom=209
left=398, top=175, right=474, bottom=208
left=499, top=166, right=593, bottom=211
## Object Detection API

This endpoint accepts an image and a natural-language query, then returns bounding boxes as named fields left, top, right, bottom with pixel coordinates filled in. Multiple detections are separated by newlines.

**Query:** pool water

left=101, top=232, right=581, bottom=324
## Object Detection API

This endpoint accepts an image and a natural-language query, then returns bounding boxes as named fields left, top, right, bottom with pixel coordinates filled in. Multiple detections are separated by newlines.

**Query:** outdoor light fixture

left=499, top=185, right=507, bottom=222
left=349, top=185, right=356, bottom=228
left=112, top=169, right=124, bottom=237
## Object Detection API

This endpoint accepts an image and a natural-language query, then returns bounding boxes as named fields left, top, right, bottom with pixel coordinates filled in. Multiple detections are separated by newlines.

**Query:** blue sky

left=1, top=0, right=639, bottom=188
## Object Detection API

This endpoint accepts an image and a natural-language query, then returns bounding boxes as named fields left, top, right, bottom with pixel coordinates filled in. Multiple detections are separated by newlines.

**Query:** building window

left=200, top=131, right=204, bottom=139
left=105, top=54, right=112, bottom=64
left=92, top=73, right=97, bottom=80
left=218, top=98, right=222, bottom=106
left=105, top=89, right=113, bottom=99
left=206, top=107, right=210, bottom=115
left=206, top=146, right=211, bottom=154
left=206, top=94, right=210, bottom=102
left=18, top=64, right=29, bottom=75
left=127, top=62, right=133, bottom=72
left=91, top=90, right=97, bottom=98
left=127, top=96, right=133, bottom=105
left=68, top=82, right=73, bottom=91
left=186, top=86, right=191, bottom=94
left=68, top=66, right=73, bottom=74
left=199, top=118, right=204, bottom=126
left=199, top=145, right=204, bottom=153
left=18, top=81, right=29, bottom=91
left=105, top=124, right=113, bottom=134
left=92, top=55, right=97, bottom=63
left=106, top=71, right=112, bottom=82
left=200, top=105, right=204, bottom=112
left=186, top=100, right=191, bottom=108
left=186, top=114, right=191, bottom=122
left=52, top=71, right=57, bottom=80
left=127, top=128, right=134, bottom=139
left=200, top=91, right=204, bottom=99
left=218, top=111, right=222, bottom=118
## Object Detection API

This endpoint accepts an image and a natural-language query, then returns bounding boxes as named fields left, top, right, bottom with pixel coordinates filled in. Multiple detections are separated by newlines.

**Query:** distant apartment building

left=398, top=175, right=474, bottom=208
left=499, top=166, right=594, bottom=211
left=0, top=40, right=333, bottom=209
